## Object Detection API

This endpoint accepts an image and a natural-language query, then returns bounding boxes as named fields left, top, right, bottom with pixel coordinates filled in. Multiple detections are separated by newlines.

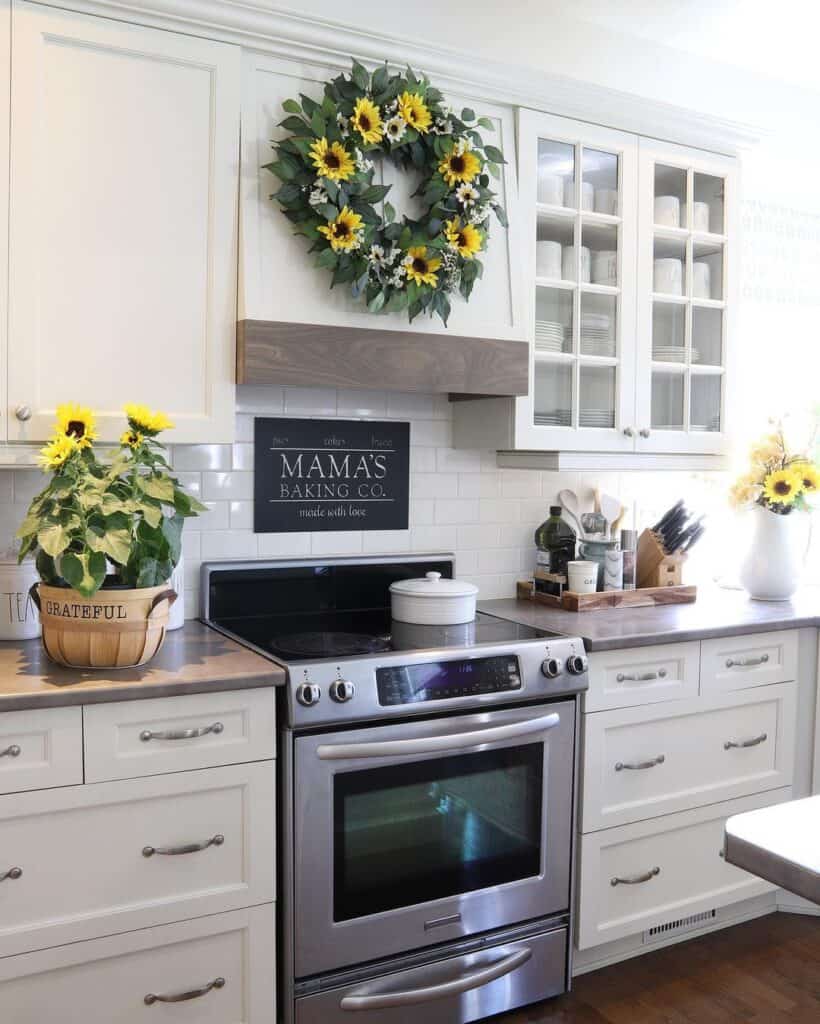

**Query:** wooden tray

left=517, top=579, right=697, bottom=612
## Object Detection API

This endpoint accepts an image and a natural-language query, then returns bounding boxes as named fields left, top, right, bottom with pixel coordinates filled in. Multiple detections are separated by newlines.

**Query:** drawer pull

left=615, top=754, right=665, bottom=772
left=0, top=867, right=22, bottom=882
left=0, top=744, right=21, bottom=758
left=724, top=732, right=767, bottom=750
left=142, top=834, right=224, bottom=858
left=140, top=722, right=224, bottom=742
left=144, top=976, right=225, bottom=1005
left=725, top=654, right=768, bottom=669
left=610, top=866, right=660, bottom=887
left=616, top=669, right=667, bottom=683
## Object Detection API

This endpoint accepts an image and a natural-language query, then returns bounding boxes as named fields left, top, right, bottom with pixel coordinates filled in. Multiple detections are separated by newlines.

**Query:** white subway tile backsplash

left=236, top=385, right=285, bottom=414
left=201, top=471, right=253, bottom=501
left=410, top=499, right=435, bottom=525
left=436, top=448, right=482, bottom=474
left=235, top=414, right=255, bottom=442
left=232, top=443, right=254, bottom=471
left=453, top=549, right=479, bottom=574
left=311, top=531, right=363, bottom=555
left=13, top=470, right=42, bottom=505
left=479, top=499, right=520, bottom=524
left=458, top=473, right=499, bottom=499
left=434, top=499, right=479, bottom=525
left=457, top=524, right=500, bottom=549
left=412, top=473, right=458, bottom=499
left=410, top=525, right=458, bottom=552
left=173, top=471, right=202, bottom=496
left=411, top=420, right=451, bottom=447
left=187, top=502, right=230, bottom=532
left=386, top=392, right=434, bottom=419
left=258, top=532, right=312, bottom=557
left=200, top=531, right=258, bottom=559
left=173, top=444, right=231, bottom=471
left=500, top=471, right=543, bottom=499
left=477, top=548, right=521, bottom=574
left=283, top=387, right=337, bottom=416
left=410, top=447, right=437, bottom=473
left=337, top=389, right=388, bottom=417
left=229, top=500, right=253, bottom=530
left=362, top=530, right=412, bottom=553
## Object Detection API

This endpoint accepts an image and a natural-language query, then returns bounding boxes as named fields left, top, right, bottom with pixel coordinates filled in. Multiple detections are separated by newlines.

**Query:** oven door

left=292, top=701, right=576, bottom=977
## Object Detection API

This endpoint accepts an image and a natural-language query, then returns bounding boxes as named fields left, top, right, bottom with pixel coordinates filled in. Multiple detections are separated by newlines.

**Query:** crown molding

left=46, top=0, right=763, bottom=155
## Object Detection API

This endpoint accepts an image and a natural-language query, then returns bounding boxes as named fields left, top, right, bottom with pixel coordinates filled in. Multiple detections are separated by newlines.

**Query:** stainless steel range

left=202, top=555, right=588, bottom=1024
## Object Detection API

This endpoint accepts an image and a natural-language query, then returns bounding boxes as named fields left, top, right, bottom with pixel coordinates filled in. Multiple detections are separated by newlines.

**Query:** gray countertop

left=724, top=796, right=820, bottom=905
left=0, top=621, right=285, bottom=712
left=480, top=585, right=820, bottom=651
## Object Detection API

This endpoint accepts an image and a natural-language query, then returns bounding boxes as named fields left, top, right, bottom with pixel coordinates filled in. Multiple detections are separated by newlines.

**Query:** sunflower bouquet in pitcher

left=729, top=423, right=819, bottom=514
left=16, top=403, right=205, bottom=668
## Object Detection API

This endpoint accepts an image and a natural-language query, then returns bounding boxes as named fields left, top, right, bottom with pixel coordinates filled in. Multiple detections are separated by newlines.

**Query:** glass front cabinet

left=453, top=110, right=737, bottom=460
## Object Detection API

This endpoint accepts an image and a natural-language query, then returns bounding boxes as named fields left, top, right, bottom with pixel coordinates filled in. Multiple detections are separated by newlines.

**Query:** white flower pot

left=739, top=505, right=804, bottom=601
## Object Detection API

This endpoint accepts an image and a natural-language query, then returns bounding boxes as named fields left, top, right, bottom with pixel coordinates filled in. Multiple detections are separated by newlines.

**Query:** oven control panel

left=376, top=655, right=521, bottom=706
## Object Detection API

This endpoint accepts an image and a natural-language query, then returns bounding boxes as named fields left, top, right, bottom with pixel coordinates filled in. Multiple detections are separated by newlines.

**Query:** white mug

left=591, top=250, right=617, bottom=285
left=568, top=560, right=598, bottom=594
left=536, top=240, right=562, bottom=279
left=594, top=188, right=618, bottom=215
left=689, top=201, right=711, bottom=232
left=654, top=195, right=680, bottom=227
left=654, top=257, right=683, bottom=295
left=563, top=179, right=594, bottom=210
left=693, top=260, right=711, bottom=299
left=538, top=172, right=564, bottom=206
left=562, top=245, right=591, bottom=283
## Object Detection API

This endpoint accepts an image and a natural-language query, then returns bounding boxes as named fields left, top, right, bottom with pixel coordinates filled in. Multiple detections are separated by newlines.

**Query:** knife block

left=636, top=529, right=686, bottom=588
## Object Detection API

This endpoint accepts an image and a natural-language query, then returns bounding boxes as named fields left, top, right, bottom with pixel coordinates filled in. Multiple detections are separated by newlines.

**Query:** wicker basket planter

left=31, top=583, right=177, bottom=669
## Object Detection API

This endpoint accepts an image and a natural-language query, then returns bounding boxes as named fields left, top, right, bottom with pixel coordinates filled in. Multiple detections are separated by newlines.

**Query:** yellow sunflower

left=398, top=92, right=432, bottom=135
left=791, top=462, right=820, bottom=494
left=404, top=246, right=441, bottom=287
left=54, top=403, right=97, bottom=449
left=124, top=404, right=174, bottom=436
left=120, top=429, right=144, bottom=449
left=351, top=97, right=383, bottom=145
left=317, top=206, right=364, bottom=252
left=39, top=434, right=79, bottom=472
left=444, top=217, right=483, bottom=259
left=762, top=468, right=803, bottom=506
left=309, top=137, right=355, bottom=182
left=439, top=146, right=481, bottom=188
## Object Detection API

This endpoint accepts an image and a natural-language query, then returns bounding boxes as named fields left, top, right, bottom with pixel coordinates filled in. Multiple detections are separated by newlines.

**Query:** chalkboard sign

left=254, top=418, right=410, bottom=533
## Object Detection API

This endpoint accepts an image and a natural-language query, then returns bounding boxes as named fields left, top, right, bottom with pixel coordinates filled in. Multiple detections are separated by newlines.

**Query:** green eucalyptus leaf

left=483, top=144, right=506, bottom=165
left=367, top=290, right=387, bottom=313
left=461, top=107, right=476, bottom=122
left=477, top=117, right=495, bottom=131
left=351, top=59, right=370, bottom=91
left=282, top=98, right=302, bottom=115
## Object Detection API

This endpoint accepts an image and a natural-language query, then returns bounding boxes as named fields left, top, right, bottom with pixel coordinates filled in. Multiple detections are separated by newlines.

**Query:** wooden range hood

left=236, top=320, right=529, bottom=398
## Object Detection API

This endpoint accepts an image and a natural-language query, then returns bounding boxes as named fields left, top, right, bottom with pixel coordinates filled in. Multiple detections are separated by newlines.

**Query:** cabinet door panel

left=0, top=1, right=8, bottom=444
left=240, top=52, right=522, bottom=342
left=8, top=2, right=239, bottom=442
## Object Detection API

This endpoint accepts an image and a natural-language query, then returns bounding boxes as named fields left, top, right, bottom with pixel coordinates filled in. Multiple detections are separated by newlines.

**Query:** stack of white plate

left=580, top=313, right=614, bottom=357
left=652, top=346, right=703, bottom=362
left=579, top=408, right=614, bottom=428
left=535, top=409, right=572, bottom=426
left=535, top=320, right=567, bottom=353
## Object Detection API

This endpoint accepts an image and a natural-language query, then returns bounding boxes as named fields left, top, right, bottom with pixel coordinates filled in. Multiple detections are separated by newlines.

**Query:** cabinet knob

left=622, top=426, right=635, bottom=438
left=639, top=427, right=651, bottom=438
left=14, top=405, right=32, bottom=422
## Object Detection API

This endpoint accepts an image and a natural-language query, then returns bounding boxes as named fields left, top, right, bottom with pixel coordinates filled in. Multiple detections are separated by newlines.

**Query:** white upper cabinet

left=0, top=1, right=9, bottom=449
left=239, top=52, right=523, bottom=342
left=635, top=138, right=737, bottom=455
left=7, top=2, right=240, bottom=444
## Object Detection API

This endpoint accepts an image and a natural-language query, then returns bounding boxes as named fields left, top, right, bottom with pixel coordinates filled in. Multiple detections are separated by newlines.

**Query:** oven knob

left=566, top=654, right=588, bottom=675
left=541, top=657, right=563, bottom=679
left=296, top=683, right=321, bottom=707
left=329, top=679, right=355, bottom=703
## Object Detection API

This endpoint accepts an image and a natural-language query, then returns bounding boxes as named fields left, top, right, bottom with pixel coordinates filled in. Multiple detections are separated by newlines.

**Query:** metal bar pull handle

left=0, top=867, right=22, bottom=882
left=144, top=977, right=225, bottom=1005
left=339, top=947, right=532, bottom=1011
left=616, top=669, right=666, bottom=683
left=726, top=654, right=769, bottom=669
left=142, top=834, right=224, bottom=858
left=140, top=722, right=223, bottom=742
left=317, top=713, right=560, bottom=761
left=610, top=866, right=660, bottom=887
left=0, top=744, right=21, bottom=758
left=724, top=733, right=767, bottom=750
left=615, top=754, right=665, bottom=772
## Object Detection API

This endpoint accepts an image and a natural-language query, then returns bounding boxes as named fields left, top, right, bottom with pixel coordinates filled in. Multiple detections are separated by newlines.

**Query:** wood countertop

left=480, top=585, right=820, bottom=651
left=0, top=621, right=285, bottom=712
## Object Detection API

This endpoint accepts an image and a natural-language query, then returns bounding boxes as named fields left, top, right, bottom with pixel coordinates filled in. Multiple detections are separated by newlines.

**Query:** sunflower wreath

left=265, top=59, right=508, bottom=326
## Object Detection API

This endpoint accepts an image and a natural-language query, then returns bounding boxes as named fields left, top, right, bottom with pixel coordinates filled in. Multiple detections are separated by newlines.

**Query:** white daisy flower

left=456, top=182, right=480, bottom=207
left=385, top=115, right=407, bottom=143
left=431, top=117, right=454, bottom=136
left=367, top=244, right=390, bottom=268
left=468, top=204, right=490, bottom=225
left=308, top=186, right=329, bottom=207
left=336, top=112, right=350, bottom=136
left=390, top=265, right=407, bottom=287
left=355, top=150, right=374, bottom=174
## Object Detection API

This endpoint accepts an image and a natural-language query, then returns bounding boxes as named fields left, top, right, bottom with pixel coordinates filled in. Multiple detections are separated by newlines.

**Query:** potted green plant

left=17, top=403, right=205, bottom=667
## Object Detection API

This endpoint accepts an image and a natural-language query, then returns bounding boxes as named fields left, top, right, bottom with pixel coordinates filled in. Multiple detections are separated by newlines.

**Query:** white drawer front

left=582, top=682, right=796, bottom=831
left=0, top=762, right=274, bottom=957
left=577, top=788, right=790, bottom=950
left=0, top=707, right=82, bottom=794
left=700, top=630, right=797, bottom=693
left=0, top=905, right=275, bottom=1024
left=585, top=642, right=700, bottom=712
left=83, top=688, right=275, bottom=782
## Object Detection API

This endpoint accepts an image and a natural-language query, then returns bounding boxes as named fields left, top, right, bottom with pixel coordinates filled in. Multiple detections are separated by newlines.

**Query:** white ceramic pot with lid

left=390, top=571, right=478, bottom=625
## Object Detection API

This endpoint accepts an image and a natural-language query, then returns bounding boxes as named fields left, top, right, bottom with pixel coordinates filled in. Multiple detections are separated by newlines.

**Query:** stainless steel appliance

left=202, top=555, right=588, bottom=1024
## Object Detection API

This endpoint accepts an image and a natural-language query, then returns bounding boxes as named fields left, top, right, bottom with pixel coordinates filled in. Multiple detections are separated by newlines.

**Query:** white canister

left=564, top=179, right=594, bottom=210
left=562, top=245, right=591, bottom=283
left=0, top=560, right=41, bottom=640
left=567, top=561, right=598, bottom=594
left=538, top=172, right=564, bottom=206
left=167, top=553, right=185, bottom=630
left=591, top=250, right=617, bottom=285
left=390, top=571, right=478, bottom=625
left=536, top=240, right=563, bottom=279
left=594, top=188, right=618, bottom=215
left=654, top=195, right=680, bottom=227
left=693, top=260, right=712, bottom=299
left=654, top=257, right=683, bottom=295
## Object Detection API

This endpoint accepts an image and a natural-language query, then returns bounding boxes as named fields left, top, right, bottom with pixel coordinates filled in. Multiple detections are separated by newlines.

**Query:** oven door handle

left=339, top=946, right=532, bottom=1011
left=316, top=712, right=561, bottom=761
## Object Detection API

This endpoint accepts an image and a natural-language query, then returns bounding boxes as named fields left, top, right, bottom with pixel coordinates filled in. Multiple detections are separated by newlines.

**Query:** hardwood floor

left=499, top=913, right=820, bottom=1023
